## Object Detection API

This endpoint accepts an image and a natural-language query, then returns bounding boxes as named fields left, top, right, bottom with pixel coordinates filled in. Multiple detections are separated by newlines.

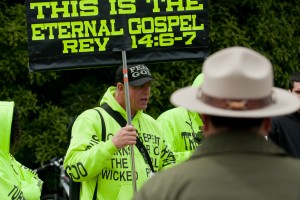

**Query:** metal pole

left=121, top=50, right=137, bottom=194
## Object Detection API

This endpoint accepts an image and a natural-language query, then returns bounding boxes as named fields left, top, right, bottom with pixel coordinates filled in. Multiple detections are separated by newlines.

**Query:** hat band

left=198, top=91, right=274, bottom=110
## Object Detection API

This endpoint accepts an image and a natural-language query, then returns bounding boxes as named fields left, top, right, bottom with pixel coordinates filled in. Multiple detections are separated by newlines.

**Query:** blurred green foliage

left=0, top=0, right=299, bottom=169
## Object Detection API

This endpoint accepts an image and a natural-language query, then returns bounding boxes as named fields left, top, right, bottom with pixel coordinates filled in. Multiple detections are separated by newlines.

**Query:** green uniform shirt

left=64, top=86, right=176, bottom=200
left=134, top=132, right=300, bottom=200
left=0, top=101, right=42, bottom=200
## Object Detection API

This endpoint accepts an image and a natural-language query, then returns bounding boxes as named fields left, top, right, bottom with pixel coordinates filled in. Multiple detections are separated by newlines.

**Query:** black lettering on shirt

left=8, top=185, right=25, bottom=200
left=114, top=146, right=131, bottom=156
left=141, top=133, right=160, bottom=144
left=111, top=158, right=129, bottom=169
left=85, top=134, right=99, bottom=150
left=101, top=169, right=139, bottom=181
left=161, top=144, right=176, bottom=167
left=181, top=131, right=198, bottom=150
left=65, top=162, right=88, bottom=180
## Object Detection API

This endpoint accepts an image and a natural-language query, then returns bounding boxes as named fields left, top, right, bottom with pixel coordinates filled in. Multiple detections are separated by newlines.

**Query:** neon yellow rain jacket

left=0, top=101, right=42, bottom=200
left=157, top=107, right=203, bottom=162
left=157, top=74, right=204, bottom=163
left=64, top=86, right=176, bottom=200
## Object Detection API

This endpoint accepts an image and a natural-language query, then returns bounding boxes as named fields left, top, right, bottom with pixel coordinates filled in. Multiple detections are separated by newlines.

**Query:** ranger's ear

left=260, top=117, right=271, bottom=137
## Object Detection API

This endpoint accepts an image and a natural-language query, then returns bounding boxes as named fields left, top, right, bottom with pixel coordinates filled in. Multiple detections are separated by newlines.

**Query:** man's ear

left=116, top=82, right=124, bottom=93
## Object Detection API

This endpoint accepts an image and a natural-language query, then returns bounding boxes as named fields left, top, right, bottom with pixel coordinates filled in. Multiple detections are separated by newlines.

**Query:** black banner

left=26, top=0, right=209, bottom=72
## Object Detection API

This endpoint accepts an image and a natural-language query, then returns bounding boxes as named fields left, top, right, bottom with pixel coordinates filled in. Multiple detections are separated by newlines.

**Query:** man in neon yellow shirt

left=0, top=101, right=42, bottom=200
left=64, top=64, right=176, bottom=200
left=157, top=73, right=204, bottom=163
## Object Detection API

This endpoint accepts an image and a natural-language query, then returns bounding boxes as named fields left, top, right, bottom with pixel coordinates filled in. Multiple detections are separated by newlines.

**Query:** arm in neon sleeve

left=64, top=109, right=118, bottom=181
left=0, top=156, right=42, bottom=200
left=157, top=127, right=177, bottom=171
left=159, top=118, right=193, bottom=164
left=15, top=158, right=43, bottom=200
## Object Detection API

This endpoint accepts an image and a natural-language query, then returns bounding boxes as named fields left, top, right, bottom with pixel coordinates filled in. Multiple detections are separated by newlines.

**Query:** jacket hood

left=99, top=86, right=143, bottom=119
left=0, top=101, right=14, bottom=158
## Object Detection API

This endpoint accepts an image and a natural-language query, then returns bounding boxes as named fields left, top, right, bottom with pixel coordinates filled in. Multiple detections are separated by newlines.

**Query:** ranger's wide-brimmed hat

left=171, top=46, right=300, bottom=118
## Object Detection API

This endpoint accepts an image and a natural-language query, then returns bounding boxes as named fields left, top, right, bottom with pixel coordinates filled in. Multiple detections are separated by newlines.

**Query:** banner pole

left=121, top=50, right=137, bottom=194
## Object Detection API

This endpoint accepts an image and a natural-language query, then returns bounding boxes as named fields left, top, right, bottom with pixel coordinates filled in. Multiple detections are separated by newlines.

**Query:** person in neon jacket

left=0, top=101, right=42, bottom=200
left=64, top=64, right=176, bottom=200
left=156, top=73, right=204, bottom=163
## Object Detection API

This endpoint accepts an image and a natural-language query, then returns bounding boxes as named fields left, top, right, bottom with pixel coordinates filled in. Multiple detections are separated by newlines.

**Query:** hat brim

left=129, top=77, right=153, bottom=86
left=171, top=87, right=300, bottom=118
